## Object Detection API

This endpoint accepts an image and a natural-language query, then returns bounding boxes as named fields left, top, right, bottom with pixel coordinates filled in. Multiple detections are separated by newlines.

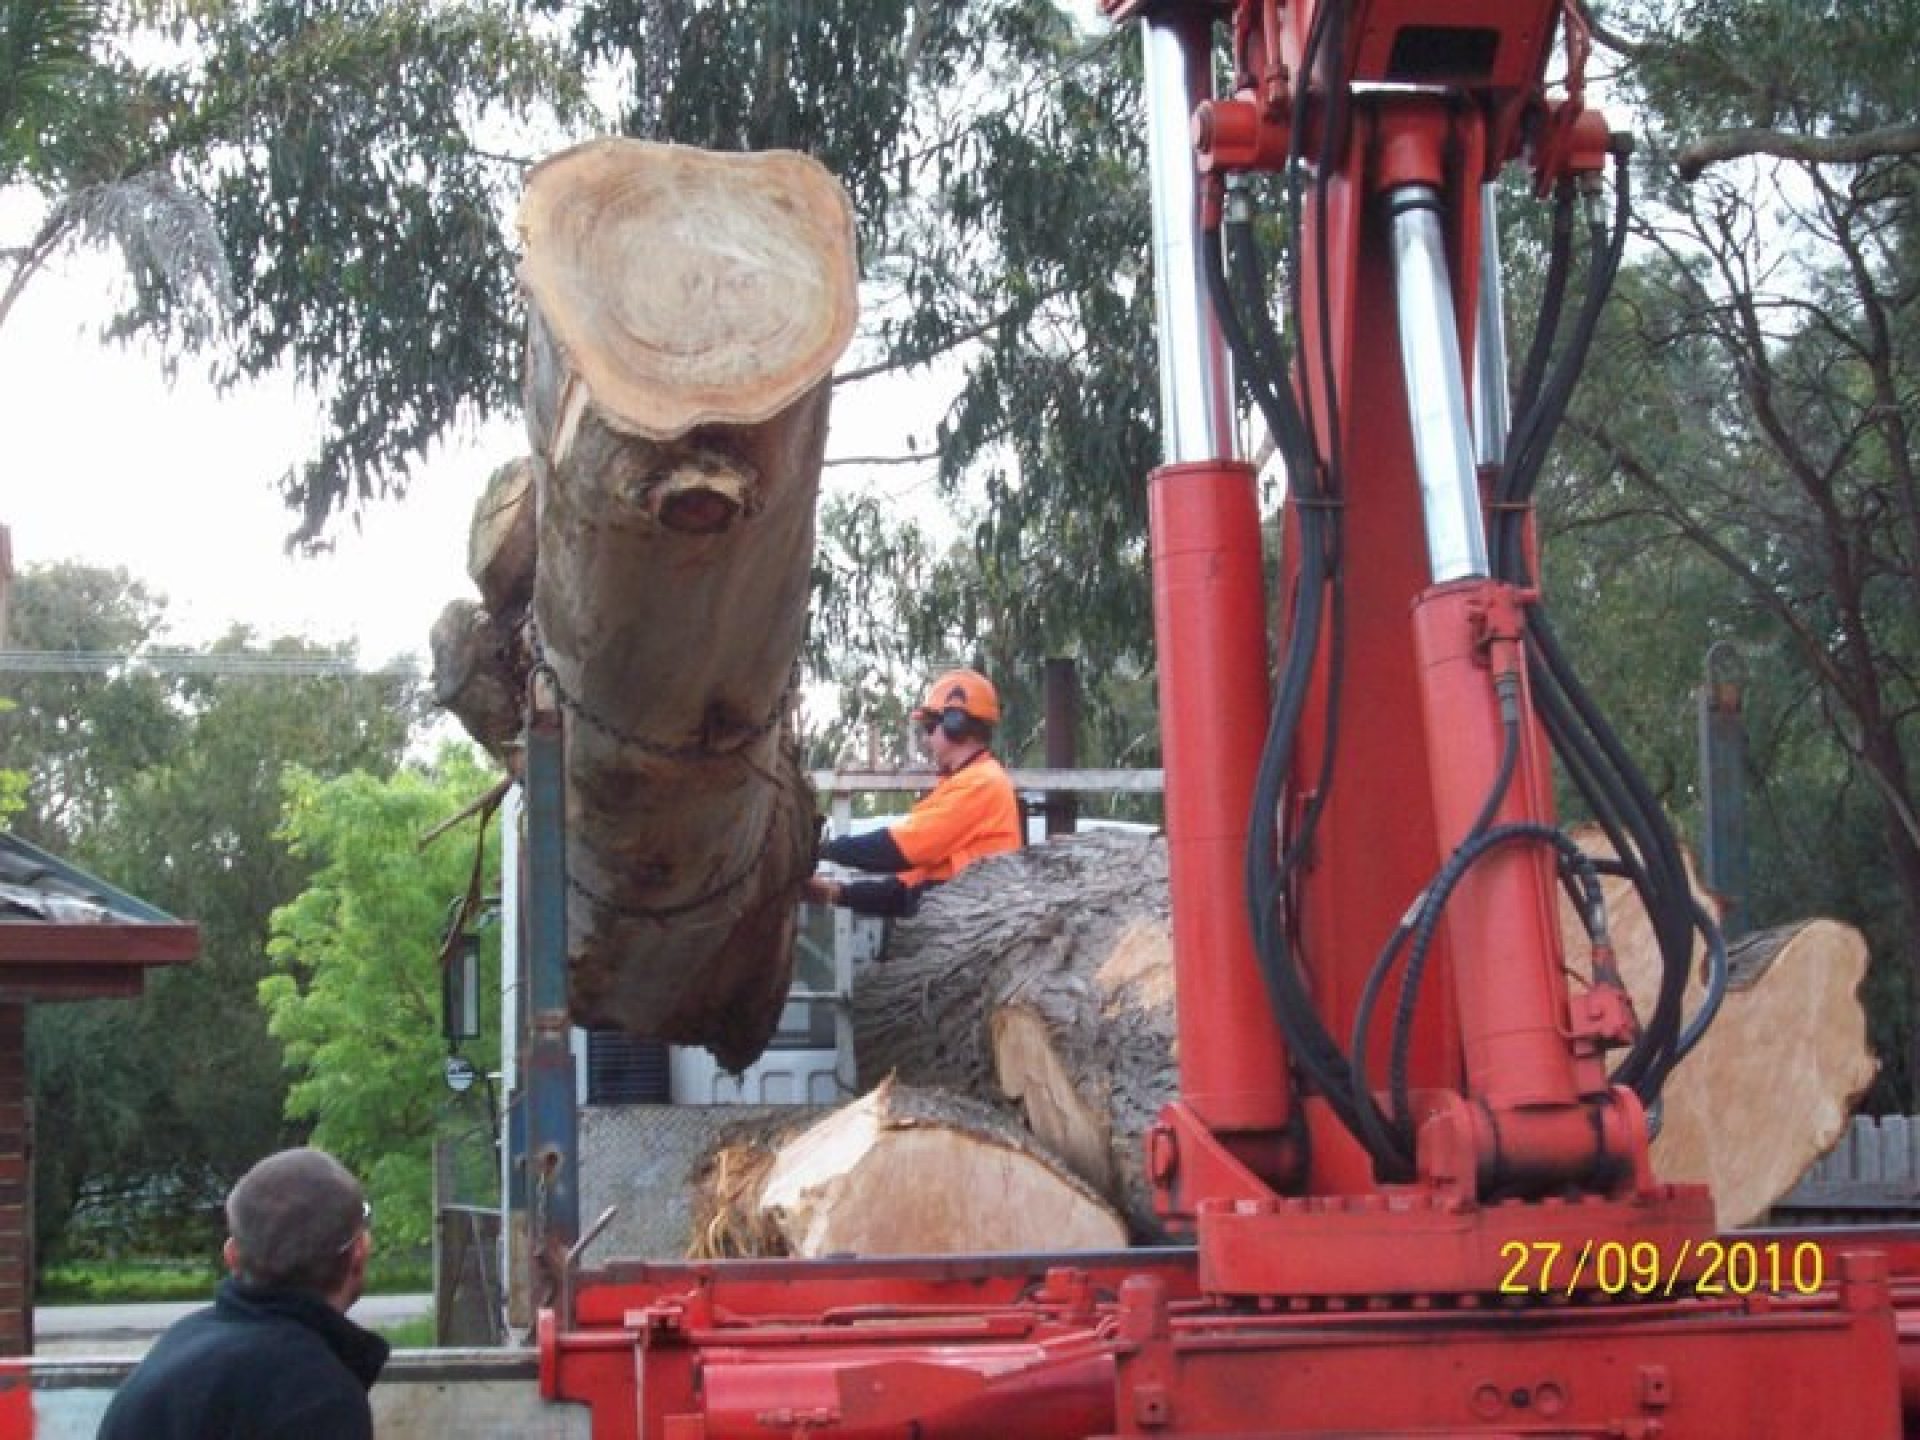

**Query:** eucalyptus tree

left=0, top=0, right=585, bottom=538
left=1557, top=0, right=1920, bottom=1094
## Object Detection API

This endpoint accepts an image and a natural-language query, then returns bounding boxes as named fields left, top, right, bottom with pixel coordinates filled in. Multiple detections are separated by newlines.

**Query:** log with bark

left=1556, top=824, right=1876, bottom=1227
left=850, top=829, right=1176, bottom=1238
left=687, top=1078, right=1127, bottom=1258
left=504, top=138, right=858, bottom=1067
left=847, top=823, right=1872, bottom=1235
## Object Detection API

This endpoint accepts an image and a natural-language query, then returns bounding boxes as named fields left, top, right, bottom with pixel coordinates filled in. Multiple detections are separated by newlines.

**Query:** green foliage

left=181, top=0, right=587, bottom=539
left=36, top=1258, right=222, bottom=1303
left=2, top=0, right=584, bottom=535
left=0, top=0, right=99, bottom=183
left=10, top=564, right=422, bottom=1261
left=0, top=700, right=24, bottom=823
left=0, top=563, right=180, bottom=848
left=262, top=745, right=502, bottom=1252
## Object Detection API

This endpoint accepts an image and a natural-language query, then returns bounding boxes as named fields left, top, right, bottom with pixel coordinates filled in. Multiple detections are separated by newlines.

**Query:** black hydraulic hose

left=1229, top=202, right=1348, bottom=874
left=1348, top=706, right=1522, bottom=1175
left=1528, top=653, right=1699, bottom=1094
left=1499, top=149, right=1632, bottom=551
left=1206, top=227, right=1387, bottom=1152
left=1475, top=139, right=1723, bottom=1098
left=1510, top=181, right=1577, bottom=442
left=1348, top=907, right=1420, bottom=1174
left=1388, top=823, right=1608, bottom=1134
left=1676, top=897, right=1728, bottom=1060
left=1529, top=609, right=1705, bottom=1094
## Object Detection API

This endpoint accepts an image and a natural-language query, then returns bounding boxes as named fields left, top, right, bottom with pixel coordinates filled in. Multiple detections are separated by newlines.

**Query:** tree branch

left=834, top=285, right=1070, bottom=387
left=1676, top=122, right=1920, bottom=182
left=823, top=451, right=939, bottom=468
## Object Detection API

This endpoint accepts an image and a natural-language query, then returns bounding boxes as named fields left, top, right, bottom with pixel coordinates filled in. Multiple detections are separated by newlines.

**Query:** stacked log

left=851, top=829, right=1176, bottom=1239
left=689, top=1078, right=1127, bottom=1258
left=698, top=825, right=1874, bottom=1250
left=433, top=139, right=860, bottom=1068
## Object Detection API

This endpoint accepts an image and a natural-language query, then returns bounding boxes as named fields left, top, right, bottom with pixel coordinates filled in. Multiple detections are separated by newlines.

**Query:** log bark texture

left=429, top=598, right=524, bottom=764
left=844, top=822, right=1870, bottom=1235
left=519, top=139, right=858, bottom=1066
left=690, top=1078, right=1126, bottom=1258
left=1556, top=825, right=1876, bottom=1227
left=435, top=460, right=542, bottom=765
left=851, top=829, right=1176, bottom=1237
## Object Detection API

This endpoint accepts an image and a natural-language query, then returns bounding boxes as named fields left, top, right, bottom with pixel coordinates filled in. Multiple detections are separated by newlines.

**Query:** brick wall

left=0, top=1005, right=29, bottom=1355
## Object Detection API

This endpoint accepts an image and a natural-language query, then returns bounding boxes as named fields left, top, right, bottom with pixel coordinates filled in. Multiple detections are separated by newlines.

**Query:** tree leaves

left=263, top=747, right=501, bottom=1250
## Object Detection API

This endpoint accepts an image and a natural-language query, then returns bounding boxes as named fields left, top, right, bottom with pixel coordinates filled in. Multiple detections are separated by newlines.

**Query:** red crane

left=542, top=2, right=1920, bottom=1432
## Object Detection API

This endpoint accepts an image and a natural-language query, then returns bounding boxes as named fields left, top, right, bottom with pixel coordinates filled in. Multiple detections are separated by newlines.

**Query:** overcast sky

left=1, top=242, right=498, bottom=667
left=1, top=236, right=947, bottom=672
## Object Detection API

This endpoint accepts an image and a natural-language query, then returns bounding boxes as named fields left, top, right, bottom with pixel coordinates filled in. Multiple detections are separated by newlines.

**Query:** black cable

left=1510, top=181, right=1576, bottom=435
left=1388, top=823, right=1607, bottom=1134
left=1348, top=701, right=1522, bottom=1175
left=1480, top=139, right=1726, bottom=1102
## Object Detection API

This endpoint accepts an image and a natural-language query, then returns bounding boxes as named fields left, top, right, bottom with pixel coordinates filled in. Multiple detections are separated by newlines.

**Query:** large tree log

left=518, top=139, right=858, bottom=1068
left=689, top=1078, right=1126, bottom=1257
left=468, top=456, right=538, bottom=623
left=851, top=830, right=1175, bottom=1237
left=1557, top=826, right=1876, bottom=1227
left=852, top=824, right=1871, bottom=1234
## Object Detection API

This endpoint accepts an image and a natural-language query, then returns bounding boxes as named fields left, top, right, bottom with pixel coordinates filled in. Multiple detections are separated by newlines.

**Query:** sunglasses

left=338, top=1199, right=373, bottom=1254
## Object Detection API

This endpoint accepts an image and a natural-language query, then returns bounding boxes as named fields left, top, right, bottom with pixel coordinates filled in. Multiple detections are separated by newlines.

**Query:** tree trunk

left=1558, top=824, right=1876, bottom=1227
left=688, top=1078, right=1126, bottom=1258
left=518, top=139, right=859, bottom=1068
left=851, top=830, right=1175, bottom=1237
left=435, top=460, right=541, bottom=765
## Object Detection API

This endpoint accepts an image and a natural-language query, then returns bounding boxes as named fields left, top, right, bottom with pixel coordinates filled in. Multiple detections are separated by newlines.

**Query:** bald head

left=226, top=1148, right=366, bottom=1296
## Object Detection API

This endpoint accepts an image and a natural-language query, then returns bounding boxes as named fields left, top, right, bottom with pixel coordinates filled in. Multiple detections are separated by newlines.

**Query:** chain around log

left=565, top=801, right=791, bottom=926
left=548, top=666, right=789, bottom=764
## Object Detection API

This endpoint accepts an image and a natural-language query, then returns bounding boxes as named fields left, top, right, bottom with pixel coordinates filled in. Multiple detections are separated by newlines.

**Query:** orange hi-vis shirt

left=889, top=751, right=1023, bottom=886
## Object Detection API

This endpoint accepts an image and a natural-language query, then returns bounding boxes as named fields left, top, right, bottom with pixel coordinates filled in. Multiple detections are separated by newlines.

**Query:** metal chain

left=566, top=804, right=786, bottom=925
left=547, top=666, right=788, bottom=764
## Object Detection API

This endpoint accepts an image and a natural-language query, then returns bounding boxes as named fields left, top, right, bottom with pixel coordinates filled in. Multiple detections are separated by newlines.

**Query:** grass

left=37, top=1260, right=219, bottom=1304
left=37, top=1251, right=434, bottom=1305
left=375, top=1314, right=438, bottom=1349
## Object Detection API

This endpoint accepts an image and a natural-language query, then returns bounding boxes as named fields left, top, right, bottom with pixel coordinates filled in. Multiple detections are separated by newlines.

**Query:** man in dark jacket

left=98, top=1147, right=390, bottom=1440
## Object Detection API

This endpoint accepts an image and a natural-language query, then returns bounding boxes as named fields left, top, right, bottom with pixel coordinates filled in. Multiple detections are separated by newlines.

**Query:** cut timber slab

left=519, top=140, right=858, bottom=1067
left=755, top=1079, right=1127, bottom=1257
left=519, top=139, right=859, bottom=439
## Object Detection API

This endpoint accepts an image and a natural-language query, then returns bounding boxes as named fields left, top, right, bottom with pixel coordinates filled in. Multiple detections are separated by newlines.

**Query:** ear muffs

left=939, top=707, right=972, bottom=741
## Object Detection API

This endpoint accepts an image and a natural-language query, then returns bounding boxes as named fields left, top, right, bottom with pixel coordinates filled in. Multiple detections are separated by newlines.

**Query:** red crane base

left=542, top=1232, right=1920, bottom=1437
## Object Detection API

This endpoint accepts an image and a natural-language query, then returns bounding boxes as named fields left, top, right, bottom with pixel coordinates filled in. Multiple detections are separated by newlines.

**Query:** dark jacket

left=98, top=1277, right=391, bottom=1440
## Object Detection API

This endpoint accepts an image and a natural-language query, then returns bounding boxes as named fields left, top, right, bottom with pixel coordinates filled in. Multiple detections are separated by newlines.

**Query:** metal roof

left=0, top=833, right=198, bottom=1001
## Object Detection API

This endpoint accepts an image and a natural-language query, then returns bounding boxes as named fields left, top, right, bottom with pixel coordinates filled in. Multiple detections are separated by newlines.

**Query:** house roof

left=0, top=833, right=198, bottom=1001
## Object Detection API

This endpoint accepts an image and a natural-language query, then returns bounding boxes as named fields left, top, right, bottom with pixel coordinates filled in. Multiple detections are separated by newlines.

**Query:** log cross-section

left=517, top=139, right=858, bottom=1067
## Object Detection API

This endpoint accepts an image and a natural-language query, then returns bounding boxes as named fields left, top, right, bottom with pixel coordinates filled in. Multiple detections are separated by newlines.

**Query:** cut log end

left=754, top=1079, right=1127, bottom=1257
left=518, top=139, right=859, bottom=439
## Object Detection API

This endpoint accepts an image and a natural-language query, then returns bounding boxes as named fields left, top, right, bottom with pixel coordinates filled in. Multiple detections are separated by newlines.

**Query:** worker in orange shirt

left=804, top=667, right=1023, bottom=917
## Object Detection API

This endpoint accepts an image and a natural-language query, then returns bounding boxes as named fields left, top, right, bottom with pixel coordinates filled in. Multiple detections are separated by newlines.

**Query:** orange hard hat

left=911, top=668, right=1001, bottom=726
